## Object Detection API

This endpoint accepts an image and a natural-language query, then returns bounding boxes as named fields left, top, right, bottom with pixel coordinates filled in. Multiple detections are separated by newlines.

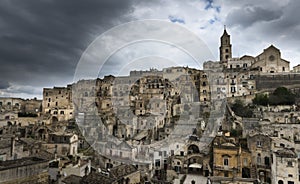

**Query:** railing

left=256, top=164, right=271, bottom=170
left=213, top=165, right=234, bottom=171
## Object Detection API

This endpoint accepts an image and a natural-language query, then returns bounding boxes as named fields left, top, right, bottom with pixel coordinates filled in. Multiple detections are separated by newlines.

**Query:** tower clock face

left=269, top=55, right=275, bottom=61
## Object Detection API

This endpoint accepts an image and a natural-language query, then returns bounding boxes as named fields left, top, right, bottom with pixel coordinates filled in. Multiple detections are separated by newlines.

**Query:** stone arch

left=52, top=116, right=58, bottom=124
left=187, top=144, right=200, bottom=154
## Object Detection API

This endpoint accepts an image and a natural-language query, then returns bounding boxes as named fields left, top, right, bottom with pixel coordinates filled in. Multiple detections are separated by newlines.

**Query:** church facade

left=219, top=28, right=290, bottom=74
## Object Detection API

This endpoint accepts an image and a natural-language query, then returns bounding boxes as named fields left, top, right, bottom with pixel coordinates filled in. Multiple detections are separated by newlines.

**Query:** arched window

left=278, top=180, right=283, bottom=184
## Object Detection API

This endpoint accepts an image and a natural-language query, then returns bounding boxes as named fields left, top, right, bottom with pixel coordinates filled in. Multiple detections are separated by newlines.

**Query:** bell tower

left=219, top=26, right=232, bottom=62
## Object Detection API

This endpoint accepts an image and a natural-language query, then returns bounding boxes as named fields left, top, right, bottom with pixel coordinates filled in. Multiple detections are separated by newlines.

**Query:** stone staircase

left=250, top=166, right=257, bottom=179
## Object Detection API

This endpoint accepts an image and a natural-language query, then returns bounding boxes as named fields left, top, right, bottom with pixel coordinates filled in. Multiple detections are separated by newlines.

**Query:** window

left=224, top=158, right=229, bottom=166
left=278, top=180, right=283, bottom=184
left=283, top=67, right=285, bottom=71
left=55, top=102, right=58, bottom=106
left=224, top=171, right=229, bottom=177
left=243, top=158, right=248, bottom=166
left=0, top=102, right=2, bottom=106
left=257, top=141, right=262, bottom=147
left=180, top=151, right=184, bottom=156
left=265, top=157, right=270, bottom=166
left=257, top=154, right=261, bottom=164
left=155, top=160, right=160, bottom=167
left=287, top=161, right=293, bottom=167
left=225, top=49, right=229, bottom=53
left=60, top=111, right=64, bottom=115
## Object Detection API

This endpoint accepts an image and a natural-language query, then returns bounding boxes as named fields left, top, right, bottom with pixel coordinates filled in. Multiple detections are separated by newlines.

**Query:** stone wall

left=255, top=73, right=300, bottom=91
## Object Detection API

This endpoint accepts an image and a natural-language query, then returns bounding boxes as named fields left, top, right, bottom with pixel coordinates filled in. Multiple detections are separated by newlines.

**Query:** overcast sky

left=0, top=0, right=299, bottom=99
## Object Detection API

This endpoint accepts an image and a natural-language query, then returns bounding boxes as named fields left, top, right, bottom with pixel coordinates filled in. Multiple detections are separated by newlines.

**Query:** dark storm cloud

left=226, top=5, right=283, bottom=28
left=0, top=0, right=134, bottom=89
left=0, top=81, right=10, bottom=89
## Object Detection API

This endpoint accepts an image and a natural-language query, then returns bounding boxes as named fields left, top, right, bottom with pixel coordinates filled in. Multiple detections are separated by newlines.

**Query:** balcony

left=214, top=165, right=235, bottom=171
left=257, top=164, right=271, bottom=170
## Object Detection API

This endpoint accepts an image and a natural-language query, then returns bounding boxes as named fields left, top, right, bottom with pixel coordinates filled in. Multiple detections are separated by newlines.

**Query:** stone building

left=0, top=97, right=42, bottom=115
left=43, top=132, right=78, bottom=156
left=219, top=28, right=290, bottom=74
left=251, top=45, right=290, bottom=74
left=0, top=97, right=23, bottom=112
left=212, top=136, right=252, bottom=179
left=0, top=137, right=29, bottom=161
left=22, top=98, right=42, bottom=114
left=204, top=28, right=291, bottom=99
left=293, top=64, right=300, bottom=73
left=247, top=133, right=272, bottom=183
left=81, top=164, right=140, bottom=184
left=0, top=111, right=18, bottom=127
left=271, top=148, right=299, bottom=184
left=0, top=157, right=49, bottom=184
left=169, top=135, right=211, bottom=176
left=43, top=85, right=73, bottom=123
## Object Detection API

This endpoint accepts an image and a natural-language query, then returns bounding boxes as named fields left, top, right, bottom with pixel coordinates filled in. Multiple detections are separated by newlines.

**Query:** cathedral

left=219, top=28, right=290, bottom=74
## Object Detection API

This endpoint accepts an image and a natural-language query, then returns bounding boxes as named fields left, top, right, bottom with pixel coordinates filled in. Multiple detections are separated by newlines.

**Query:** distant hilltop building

left=218, top=27, right=290, bottom=73
left=293, top=64, right=300, bottom=73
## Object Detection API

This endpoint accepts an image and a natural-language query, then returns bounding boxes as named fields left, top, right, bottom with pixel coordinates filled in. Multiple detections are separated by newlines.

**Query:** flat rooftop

left=0, top=157, right=48, bottom=171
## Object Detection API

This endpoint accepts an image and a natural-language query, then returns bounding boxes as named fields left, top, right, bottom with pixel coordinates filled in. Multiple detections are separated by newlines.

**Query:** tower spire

left=219, top=27, right=232, bottom=61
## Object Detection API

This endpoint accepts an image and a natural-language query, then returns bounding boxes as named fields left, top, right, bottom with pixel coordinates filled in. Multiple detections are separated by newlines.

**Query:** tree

left=253, top=87, right=296, bottom=106
left=231, top=99, right=253, bottom=118
left=269, top=87, right=295, bottom=105
left=253, top=94, right=269, bottom=106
